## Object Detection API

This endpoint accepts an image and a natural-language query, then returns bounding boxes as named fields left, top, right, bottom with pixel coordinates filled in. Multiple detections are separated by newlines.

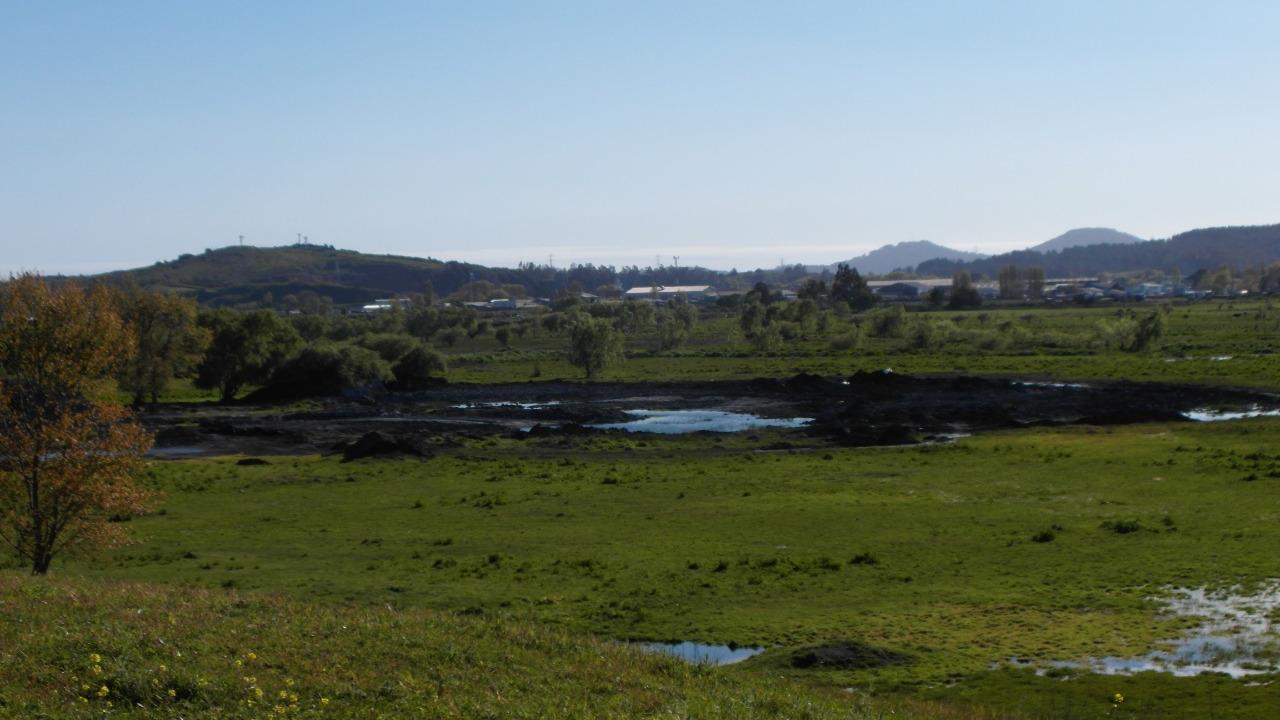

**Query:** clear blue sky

left=3, top=1, right=1279, bottom=275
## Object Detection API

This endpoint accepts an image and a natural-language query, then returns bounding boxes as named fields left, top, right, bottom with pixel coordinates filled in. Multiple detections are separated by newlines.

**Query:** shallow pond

left=637, top=641, right=765, bottom=665
left=590, top=410, right=813, bottom=434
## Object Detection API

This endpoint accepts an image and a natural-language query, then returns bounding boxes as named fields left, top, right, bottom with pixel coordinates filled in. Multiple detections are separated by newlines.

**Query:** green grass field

left=436, top=299, right=1280, bottom=390
left=5, top=573, right=959, bottom=720
left=24, top=416, right=1280, bottom=719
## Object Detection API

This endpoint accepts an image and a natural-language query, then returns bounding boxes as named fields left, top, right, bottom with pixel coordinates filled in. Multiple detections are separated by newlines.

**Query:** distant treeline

left=919, top=224, right=1280, bottom=278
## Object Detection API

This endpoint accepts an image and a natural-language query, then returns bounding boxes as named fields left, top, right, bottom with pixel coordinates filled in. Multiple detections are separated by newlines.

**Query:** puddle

left=450, top=401, right=561, bottom=410
left=1184, top=406, right=1280, bottom=422
left=1022, top=581, right=1280, bottom=678
left=637, top=641, right=765, bottom=665
left=590, top=410, right=812, bottom=434
left=1014, top=381, right=1089, bottom=390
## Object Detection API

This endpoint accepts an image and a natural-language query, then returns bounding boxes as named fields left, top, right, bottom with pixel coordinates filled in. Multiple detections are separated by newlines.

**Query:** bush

left=265, top=342, right=393, bottom=398
left=392, top=345, right=448, bottom=389
left=355, top=332, right=419, bottom=363
left=869, top=306, right=908, bottom=338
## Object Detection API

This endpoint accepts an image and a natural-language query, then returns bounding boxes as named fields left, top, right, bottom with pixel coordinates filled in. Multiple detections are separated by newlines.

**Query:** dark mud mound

left=340, top=431, right=435, bottom=462
left=235, top=457, right=271, bottom=466
left=790, top=642, right=911, bottom=670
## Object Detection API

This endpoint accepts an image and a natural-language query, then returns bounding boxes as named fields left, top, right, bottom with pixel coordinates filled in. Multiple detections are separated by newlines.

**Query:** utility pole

left=239, top=234, right=244, bottom=246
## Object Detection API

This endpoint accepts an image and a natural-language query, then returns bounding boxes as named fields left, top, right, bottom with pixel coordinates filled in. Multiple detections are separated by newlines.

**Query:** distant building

left=623, top=285, right=718, bottom=302
left=358, top=297, right=408, bottom=313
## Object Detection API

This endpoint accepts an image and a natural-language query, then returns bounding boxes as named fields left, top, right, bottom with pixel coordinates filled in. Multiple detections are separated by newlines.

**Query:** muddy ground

left=144, top=371, right=1279, bottom=459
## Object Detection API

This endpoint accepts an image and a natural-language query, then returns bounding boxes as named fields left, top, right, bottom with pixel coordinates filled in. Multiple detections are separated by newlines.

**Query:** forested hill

left=92, top=244, right=729, bottom=306
left=917, top=224, right=1280, bottom=278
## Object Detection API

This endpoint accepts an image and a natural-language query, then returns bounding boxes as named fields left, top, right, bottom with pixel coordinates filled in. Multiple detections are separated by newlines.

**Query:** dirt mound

left=235, top=457, right=271, bottom=466
left=340, top=431, right=435, bottom=462
left=789, top=642, right=911, bottom=670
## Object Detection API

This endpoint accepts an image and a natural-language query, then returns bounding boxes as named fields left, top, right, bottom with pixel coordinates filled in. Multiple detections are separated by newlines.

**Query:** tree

left=926, top=286, right=947, bottom=308
left=1026, top=267, right=1046, bottom=299
left=998, top=264, right=1023, bottom=300
left=0, top=276, right=153, bottom=574
left=567, top=316, right=624, bottom=378
left=830, top=264, right=877, bottom=311
left=116, top=287, right=209, bottom=405
left=195, top=309, right=302, bottom=401
left=948, top=271, right=982, bottom=309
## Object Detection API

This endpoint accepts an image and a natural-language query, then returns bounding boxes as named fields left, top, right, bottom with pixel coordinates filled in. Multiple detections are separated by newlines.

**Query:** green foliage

left=115, top=289, right=209, bottom=405
left=947, top=271, right=982, bottom=309
left=195, top=310, right=303, bottom=401
left=353, top=332, right=418, bottom=363
left=391, top=345, right=448, bottom=389
left=566, top=316, right=624, bottom=378
left=868, top=305, right=909, bottom=338
left=830, top=264, right=877, bottom=311
left=266, top=342, right=393, bottom=398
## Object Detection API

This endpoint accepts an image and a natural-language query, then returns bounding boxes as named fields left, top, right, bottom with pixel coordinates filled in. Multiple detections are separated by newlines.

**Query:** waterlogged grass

left=0, top=574, right=940, bottom=719
left=35, top=418, right=1280, bottom=718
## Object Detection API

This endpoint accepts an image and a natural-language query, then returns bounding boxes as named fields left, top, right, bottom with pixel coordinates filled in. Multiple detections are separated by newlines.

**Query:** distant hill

left=829, top=241, right=986, bottom=275
left=917, top=224, right=1280, bottom=279
left=92, top=244, right=611, bottom=306
left=1031, top=228, right=1144, bottom=253
left=90, top=244, right=714, bottom=307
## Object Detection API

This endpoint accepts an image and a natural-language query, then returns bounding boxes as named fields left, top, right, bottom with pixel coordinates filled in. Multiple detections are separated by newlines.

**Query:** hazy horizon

left=4, top=2, right=1279, bottom=276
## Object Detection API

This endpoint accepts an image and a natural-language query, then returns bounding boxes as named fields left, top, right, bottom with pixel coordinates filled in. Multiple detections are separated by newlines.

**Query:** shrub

left=869, top=306, right=908, bottom=338
left=266, top=342, right=393, bottom=398
left=355, top=332, right=419, bottom=363
left=392, top=345, right=448, bottom=389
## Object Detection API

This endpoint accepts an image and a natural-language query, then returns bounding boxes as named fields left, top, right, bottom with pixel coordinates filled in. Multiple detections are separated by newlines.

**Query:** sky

left=3, top=1, right=1279, bottom=275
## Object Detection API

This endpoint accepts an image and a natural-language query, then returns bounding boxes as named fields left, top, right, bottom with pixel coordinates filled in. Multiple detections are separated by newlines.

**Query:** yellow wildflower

left=92, top=664, right=103, bottom=675
left=96, top=685, right=110, bottom=698
left=247, top=651, right=257, bottom=661
left=1113, top=692, right=1125, bottom=705
left=234, top=659, right=243, bottom=668
left=320, top=697, right=330, bottom=706
left=89, top=653, right=102, bottom=664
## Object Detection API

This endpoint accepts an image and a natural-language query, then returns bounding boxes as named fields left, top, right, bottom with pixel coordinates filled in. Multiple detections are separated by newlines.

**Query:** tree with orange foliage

left=0, top=275, right=154, bottom=574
